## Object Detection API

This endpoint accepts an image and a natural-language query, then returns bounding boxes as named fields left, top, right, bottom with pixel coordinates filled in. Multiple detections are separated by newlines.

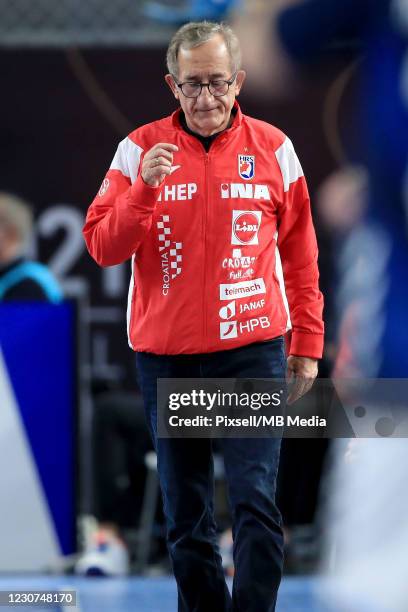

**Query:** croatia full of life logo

left=238, top=154, right=255, bottom=180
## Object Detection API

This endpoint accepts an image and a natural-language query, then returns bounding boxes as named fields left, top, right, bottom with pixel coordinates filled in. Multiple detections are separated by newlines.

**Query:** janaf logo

left=238, top=154, right=255, bottom=180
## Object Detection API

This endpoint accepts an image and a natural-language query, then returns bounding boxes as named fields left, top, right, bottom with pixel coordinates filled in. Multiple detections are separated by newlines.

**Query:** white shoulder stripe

left=110, top=137, right=143, bottom=184
left=275, top=137, right=304, bottom=193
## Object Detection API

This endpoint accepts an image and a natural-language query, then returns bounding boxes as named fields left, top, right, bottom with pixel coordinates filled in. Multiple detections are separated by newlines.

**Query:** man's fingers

left=148, top=144, right=179, bottom=159
left=147, top=148, right=175, bottom=163
left=154, top=143, right=179, bottom=152
left=149, top=164, right=172, bottom=176
left=142, top=143, right=179, bottom=186
left=304, top=378, right=315, bottom=394
left=287, top=377, right=314, bottom=405
left=149, top=156, right=172, bottom=168
left=287, top=376, right=305, bottom=405
left=286, top=365, right=295, bottom=384
left=285, top=356, right=318, bottom=404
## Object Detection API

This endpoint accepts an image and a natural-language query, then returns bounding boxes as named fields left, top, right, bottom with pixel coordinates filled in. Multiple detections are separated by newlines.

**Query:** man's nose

left=198, top=84, right=214, bottom=99
left=195, top=86, right=215, bottom=106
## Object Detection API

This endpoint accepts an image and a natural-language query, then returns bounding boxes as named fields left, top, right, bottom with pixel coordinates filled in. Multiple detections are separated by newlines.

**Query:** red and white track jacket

left=83, top=103, right=324, bottom=358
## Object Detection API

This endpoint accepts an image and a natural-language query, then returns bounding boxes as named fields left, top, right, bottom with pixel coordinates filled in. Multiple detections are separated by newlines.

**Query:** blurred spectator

left=0, top=192, right=63, bottom=302
left=315, top=165, right=368, bottom=367
left=232, top=0, right=298, bottom=99
left=144, top=0, right=240, bottom=24
left=316, top=166, right=368, bottom=237
left=76, top=391, right=156, bottom=576
left=271, top=0, right=408, bottom=378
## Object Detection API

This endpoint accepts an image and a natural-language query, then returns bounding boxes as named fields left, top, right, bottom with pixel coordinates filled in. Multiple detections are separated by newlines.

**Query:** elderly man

left=83, top=21, right=323, bottom=612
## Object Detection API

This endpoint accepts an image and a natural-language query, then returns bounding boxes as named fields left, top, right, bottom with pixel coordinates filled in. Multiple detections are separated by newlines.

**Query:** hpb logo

left=238, top=154, right=255, bottom=180
left=231, top=210, right=262, bottom=245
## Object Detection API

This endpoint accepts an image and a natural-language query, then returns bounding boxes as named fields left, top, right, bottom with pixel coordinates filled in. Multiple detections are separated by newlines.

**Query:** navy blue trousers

left=136, top=338, right=286, bottom=612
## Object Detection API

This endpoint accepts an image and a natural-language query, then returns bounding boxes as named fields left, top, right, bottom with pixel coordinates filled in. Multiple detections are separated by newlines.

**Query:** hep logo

left=238, top=154, right=255, bottom=180
left=231, top=210, right=262, bottom=245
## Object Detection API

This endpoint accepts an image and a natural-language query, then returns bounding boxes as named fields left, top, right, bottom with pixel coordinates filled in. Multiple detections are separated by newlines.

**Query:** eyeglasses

left=172, top=72, right=238, bottom=98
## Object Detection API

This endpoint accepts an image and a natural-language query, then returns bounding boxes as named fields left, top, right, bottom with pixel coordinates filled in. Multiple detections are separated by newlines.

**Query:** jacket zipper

left=202, top=153, right=209, bottom=352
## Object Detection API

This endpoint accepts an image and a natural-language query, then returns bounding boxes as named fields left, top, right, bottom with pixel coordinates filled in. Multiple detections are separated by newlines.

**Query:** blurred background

left=0, top=0, right=407, bottom=610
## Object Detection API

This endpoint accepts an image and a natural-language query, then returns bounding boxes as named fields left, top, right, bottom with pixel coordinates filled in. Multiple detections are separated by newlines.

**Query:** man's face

left=165, top=34, right=245, bottom=137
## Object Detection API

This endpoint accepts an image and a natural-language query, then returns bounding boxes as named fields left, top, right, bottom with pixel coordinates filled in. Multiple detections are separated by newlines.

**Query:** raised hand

left=141, top=143, right=179, bottom=187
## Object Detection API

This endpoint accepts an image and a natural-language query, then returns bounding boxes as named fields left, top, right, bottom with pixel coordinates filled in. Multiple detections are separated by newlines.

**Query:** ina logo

left=238, top=154, right=255, bottom=180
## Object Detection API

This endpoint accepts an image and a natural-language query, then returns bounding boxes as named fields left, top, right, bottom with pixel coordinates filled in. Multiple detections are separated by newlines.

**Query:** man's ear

left=234, top=70, right=246, bottom=96
left=165, top=74, right=179, bottom=99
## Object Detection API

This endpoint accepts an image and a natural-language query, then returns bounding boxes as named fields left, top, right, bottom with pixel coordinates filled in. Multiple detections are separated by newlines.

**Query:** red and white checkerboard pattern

left=157, top=215, right=171, bottom=252
left=157, top=215, right=183, bottom=279
left=170, top=243, right=182, bottom=279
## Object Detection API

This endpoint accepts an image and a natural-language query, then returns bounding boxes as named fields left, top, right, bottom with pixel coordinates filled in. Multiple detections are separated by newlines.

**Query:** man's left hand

left=286, top=356, right=318, bottom=405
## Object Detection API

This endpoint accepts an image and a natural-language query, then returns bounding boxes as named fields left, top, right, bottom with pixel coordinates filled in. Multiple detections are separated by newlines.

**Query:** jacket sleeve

left=275, top=137, right=324, bottom=359
left=83, top=136, right=162, bottom=267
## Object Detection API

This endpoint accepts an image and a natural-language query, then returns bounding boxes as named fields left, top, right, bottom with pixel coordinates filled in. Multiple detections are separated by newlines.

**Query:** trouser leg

left=202, top=338, right=287, bottom=612
left=158, top=437, right=231, bottom=612
left=136, top=352, right=231, bottom=612
left=222, top=437, right=283, bottom=612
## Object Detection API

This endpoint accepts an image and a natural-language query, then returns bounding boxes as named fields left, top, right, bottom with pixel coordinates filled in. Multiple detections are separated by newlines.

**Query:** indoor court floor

left=0, top=575, right=332, bottom=612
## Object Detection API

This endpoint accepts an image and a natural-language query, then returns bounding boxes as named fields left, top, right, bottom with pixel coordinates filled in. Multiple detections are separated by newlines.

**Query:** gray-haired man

left=84, top=21, right=324, bottom=612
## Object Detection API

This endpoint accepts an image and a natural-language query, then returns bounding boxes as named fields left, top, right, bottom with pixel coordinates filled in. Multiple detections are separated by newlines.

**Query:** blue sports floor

left=0, top=575, right=331, bottom=612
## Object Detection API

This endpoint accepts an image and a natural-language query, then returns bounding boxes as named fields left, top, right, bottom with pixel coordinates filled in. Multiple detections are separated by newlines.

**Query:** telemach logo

left=219, top=278, right=266, bottom=300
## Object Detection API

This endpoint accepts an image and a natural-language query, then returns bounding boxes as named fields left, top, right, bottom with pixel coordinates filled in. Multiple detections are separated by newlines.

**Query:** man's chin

left=194, top=119, right=224, bottom=136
